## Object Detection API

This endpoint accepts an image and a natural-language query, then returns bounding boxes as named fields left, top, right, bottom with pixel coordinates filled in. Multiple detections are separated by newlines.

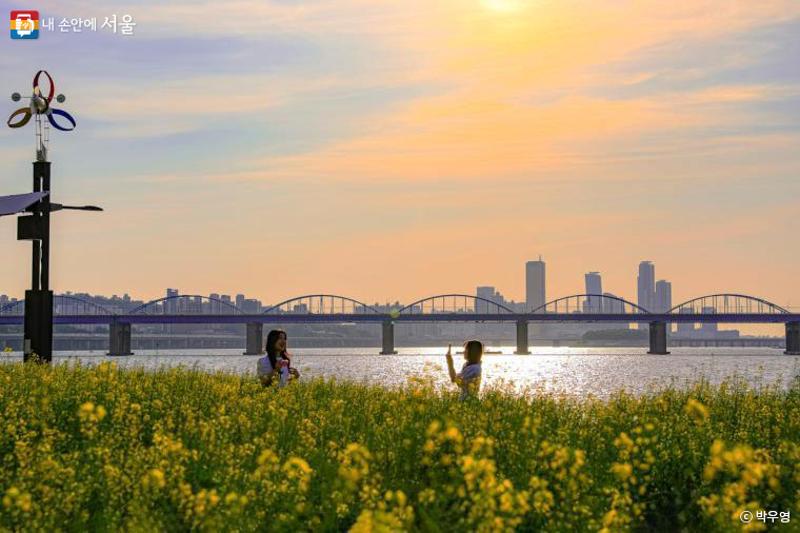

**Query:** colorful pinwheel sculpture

left=7, top=70, right=76, bottom=132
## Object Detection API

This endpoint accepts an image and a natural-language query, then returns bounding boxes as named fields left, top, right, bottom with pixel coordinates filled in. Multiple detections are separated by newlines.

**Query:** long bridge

left=1, top=293, right=798, bottom=356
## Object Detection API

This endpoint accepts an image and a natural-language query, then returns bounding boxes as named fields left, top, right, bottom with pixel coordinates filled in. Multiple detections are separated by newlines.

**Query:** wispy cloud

left=1, top=0, right=798, bottom=307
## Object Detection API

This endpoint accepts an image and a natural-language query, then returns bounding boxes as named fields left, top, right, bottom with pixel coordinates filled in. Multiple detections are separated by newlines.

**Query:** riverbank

left=1, top=362, right=798, bottom=531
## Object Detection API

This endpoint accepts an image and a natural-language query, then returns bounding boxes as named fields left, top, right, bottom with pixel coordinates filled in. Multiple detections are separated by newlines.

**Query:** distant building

left=220, top=294, right=233, bottom=314
left=235, top=294, right=245, bottom=311
left=637, top=262, right=655, bottom=312
left=209, top=293, right=220, bottom=314
left=526, top=258, right=546, bottom=312
left=700, top=306, right=718, bottom=336
left=601, top=292, right=628, bottom=330
left=655, top=280, right=672, bottom=313
left=241, top=298, right=261, bottom=314
left=476, top=286, right=510, bottom=313
left=676, top=307, right=694, bottom=335
left=165, top=288, right=179, bottom=314
left=603, top=292, right=624, bottom=314
left=584, top=272, right=602, bottom=312
left=185, top=296, right=203, bottom=314
left=476, top=286, right=495, bottom=313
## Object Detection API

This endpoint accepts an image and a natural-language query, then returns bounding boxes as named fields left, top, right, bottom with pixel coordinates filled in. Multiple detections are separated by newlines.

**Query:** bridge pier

left=648, top=321, right=670, bottom=355
left=785, top=322, right=800, bottom=355
left=107, top=321, right=132, bottom=356
left=515, top=320, right=530, bottom=354
left=244, top=322, right=264, bottom=355
left=381, top=320, right=397, bottom=355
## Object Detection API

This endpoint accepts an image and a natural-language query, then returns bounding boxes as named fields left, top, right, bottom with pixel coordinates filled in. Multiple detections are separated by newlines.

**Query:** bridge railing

left=668, top=294, right=789, bottom=315
left=529, top=294, right=650, bottom=315
left=128, top=295, right=244, bottom=315
left=397, top=294, right=514, bottom=316
left=262, top=295, right=381, bottom=315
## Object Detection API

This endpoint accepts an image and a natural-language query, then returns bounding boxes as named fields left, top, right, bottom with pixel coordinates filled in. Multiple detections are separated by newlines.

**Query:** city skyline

left=1, top=257, right=789, bottom=314
left=1, top=1, right=799, bottom=311
left=0, top=255, right=787, bottom=342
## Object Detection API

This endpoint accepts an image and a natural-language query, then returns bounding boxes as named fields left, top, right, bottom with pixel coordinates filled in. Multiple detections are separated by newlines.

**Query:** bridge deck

left=1, top=313, right=799, bottom=325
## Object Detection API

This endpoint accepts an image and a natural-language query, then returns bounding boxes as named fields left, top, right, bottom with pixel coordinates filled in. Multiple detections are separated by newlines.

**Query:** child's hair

left=463, top=339, right=483, bottom=363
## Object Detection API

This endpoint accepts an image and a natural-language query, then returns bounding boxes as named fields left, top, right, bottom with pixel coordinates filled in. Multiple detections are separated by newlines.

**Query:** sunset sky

left=1, top=1, right=799, bottom=315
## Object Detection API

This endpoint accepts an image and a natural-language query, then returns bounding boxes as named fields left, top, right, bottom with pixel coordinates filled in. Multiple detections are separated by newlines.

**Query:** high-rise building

left=655, top=280, right=672, bottom=313
left=637, top=261, right=656, bottom=312
left=584, top=272, right=602, bottom=312
left=235, top=294, right=245, bottom=310
left=526, top=258, right=546, bottom=312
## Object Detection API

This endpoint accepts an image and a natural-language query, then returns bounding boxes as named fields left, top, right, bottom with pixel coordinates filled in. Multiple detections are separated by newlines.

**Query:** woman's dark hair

left=265, top=329, right=287, bottom=369
left=464, top=339, right=483, bottom=364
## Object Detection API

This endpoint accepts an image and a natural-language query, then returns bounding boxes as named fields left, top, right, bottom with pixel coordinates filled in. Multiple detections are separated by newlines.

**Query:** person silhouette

left=445, top=340, right=483, bottom=400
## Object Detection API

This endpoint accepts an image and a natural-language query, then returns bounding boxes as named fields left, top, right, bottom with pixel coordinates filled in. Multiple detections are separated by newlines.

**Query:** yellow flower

left=142, top=468, right=166, bottom=489
left=685, top=398, right=709, bottom=423
left=611, top=462, right=633, bottom=482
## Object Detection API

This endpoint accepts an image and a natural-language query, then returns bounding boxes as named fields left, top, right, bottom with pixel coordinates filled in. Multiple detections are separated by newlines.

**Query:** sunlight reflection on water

left=3, top=346, right=798, bottom=398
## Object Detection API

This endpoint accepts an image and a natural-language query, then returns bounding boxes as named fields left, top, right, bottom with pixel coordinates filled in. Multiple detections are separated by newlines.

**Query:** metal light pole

left=3, top=70, right=101, bottom=363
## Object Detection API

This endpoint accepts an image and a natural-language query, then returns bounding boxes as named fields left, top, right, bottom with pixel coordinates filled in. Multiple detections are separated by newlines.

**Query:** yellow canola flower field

left=0, top=362, right=798, bottom=532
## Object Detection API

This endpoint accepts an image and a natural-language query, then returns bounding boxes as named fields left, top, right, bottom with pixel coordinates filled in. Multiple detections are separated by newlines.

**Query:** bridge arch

left=398, top=294, right=514, bottom=315
left=529, top=294, right=650, bottom=314
left=129, top=295, right=244, bottom=315
left=262, top=295, right=381, bottom=315
left=0, top=295, right=115, bottom=316
left=668, top=294, right=789, bottom=315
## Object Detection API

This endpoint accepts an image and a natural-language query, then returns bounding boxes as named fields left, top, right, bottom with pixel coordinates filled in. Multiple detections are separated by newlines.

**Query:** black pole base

left=23, top=289, right=53, bottom=363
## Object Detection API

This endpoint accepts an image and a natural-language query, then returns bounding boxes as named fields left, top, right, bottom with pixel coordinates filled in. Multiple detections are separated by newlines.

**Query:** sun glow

left=481, top=0, right=527, bottom=13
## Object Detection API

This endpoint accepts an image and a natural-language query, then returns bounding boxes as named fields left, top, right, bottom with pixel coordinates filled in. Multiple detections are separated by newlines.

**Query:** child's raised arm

left=445, top=343, right=458, bottom=383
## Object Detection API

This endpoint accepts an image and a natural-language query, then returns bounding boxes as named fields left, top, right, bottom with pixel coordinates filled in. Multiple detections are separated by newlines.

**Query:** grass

left=0, top=362, right=798, bottom=531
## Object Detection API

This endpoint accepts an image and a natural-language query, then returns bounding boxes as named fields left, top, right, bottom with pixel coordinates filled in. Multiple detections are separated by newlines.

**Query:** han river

left=3, top=347, right=799, bottom=398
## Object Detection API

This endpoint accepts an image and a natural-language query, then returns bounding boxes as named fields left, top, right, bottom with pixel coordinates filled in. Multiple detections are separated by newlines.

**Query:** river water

left=3, top=346, right=799, bottom=398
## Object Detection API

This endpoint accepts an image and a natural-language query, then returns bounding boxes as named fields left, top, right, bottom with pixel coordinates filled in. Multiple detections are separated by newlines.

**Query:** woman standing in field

left=257, top=329, right=300, bottom=387
left=445, top=340, right=483, bottom=400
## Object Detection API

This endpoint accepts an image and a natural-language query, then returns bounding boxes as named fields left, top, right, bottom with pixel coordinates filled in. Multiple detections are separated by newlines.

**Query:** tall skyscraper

left=584, top=272, right=602, bottom=312
left=655, top=280, right=672, bottom=313
left=526, top=258, right=546, bottom=312
left=637, top=261, right=656, bottom=312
